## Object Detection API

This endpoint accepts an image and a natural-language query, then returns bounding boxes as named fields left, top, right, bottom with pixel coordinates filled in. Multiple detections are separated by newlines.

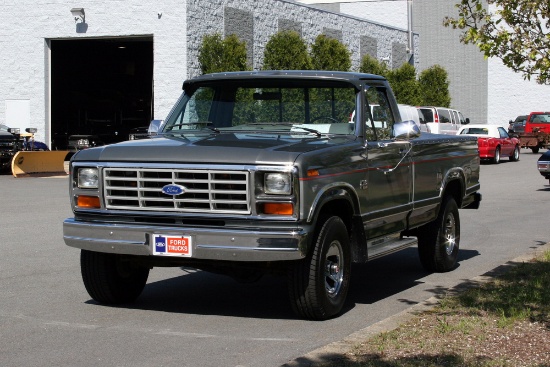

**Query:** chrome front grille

left=103, top=168, right=250, bottom=214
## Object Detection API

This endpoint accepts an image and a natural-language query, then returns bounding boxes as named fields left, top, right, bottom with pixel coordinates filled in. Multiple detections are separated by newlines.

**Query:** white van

left=398, top=104, right=421, bottom=127
left=417, top=106, right=470, bottom=134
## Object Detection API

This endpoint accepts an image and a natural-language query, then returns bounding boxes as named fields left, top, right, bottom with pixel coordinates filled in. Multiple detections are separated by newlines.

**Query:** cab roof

left=183, top=70, right=387, bottom=91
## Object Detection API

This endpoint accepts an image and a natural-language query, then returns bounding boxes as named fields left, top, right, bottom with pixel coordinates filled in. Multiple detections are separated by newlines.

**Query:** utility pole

left=407, top=0, right=414, bottom=64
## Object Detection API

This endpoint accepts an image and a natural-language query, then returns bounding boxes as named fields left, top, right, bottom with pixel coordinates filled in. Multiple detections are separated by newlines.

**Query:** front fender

left=306, top=182, right=360, bottom=223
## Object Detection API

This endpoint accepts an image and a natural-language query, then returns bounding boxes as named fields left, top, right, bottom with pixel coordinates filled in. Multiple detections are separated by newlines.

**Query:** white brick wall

left=340, top=2, right=408, bottom=30
left=186, top=0, right=415, bottom=78
left=488, top=58, right=550, bottom=125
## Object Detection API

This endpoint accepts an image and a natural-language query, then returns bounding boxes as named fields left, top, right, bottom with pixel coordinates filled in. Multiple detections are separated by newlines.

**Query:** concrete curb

left=282, top=242, right=550, bottom=367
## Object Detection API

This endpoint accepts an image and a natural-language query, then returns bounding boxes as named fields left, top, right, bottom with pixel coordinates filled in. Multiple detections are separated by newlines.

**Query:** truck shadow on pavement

left=86, top=247, right=480, bottom=320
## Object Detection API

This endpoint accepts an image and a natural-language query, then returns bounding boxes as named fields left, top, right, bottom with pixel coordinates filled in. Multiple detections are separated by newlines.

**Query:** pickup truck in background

left=512, top=112, right=550, bottom=153
left=508, top=114, right=527, bottom=134
left=63, top=71, right=481, bottom=320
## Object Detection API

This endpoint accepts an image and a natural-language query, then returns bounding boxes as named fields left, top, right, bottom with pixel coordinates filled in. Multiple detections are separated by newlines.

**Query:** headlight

left=77, top=139, right=89, bottom=146
left=78, top=168, right=99, bottom=188
left=264, top=173, right=291, bottom=195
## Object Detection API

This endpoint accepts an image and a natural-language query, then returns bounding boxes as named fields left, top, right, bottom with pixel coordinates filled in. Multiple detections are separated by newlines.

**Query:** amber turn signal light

left=76, top=195, right=101, bottom=209
left=263, top=202, right=293, bottom=215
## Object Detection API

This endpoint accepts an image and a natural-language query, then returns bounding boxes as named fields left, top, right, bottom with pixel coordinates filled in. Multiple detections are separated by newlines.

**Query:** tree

left=263, top=30, right=312, bottom=70
left=359, top=54, right=389, bottom=77
left=419, top=65, right=451, bottom=107
left=198, top=33, right=248, bottom=74
left=386, top=63, right=422, bottom=106
left=360, top=55, right=450, bottom=106
left=444, top=0, right=550, bottom=84
left=310, top=35, right=351, bottom=71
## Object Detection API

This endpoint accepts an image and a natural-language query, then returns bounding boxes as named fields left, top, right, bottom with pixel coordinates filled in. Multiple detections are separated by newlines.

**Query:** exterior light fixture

left=70, top=8, right=85, bottom=23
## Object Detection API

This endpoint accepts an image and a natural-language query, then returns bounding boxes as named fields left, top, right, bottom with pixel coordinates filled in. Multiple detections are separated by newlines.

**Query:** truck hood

left=73, top=132, right=354, bottom=165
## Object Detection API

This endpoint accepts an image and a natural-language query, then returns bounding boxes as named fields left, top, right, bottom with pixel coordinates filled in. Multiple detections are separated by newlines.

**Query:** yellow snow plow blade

left=11, top=151, right=70, bottom=178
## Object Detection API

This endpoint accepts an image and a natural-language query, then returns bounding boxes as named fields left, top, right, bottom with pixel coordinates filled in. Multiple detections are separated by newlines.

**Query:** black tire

left=416, top=196, right=460, bottom=272
left=288, top=216, right=351, bottom=320
left=509, top=145, right=520, bottom=162
left=493, top=147, right=500, bottom=164
left=80, top=250, right=149, bottom=304
left=531, top=147, right=540, bottom=154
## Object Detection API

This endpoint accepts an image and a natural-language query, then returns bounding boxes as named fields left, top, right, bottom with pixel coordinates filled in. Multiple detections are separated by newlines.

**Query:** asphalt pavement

left=0, top=149, right=549, bottom=367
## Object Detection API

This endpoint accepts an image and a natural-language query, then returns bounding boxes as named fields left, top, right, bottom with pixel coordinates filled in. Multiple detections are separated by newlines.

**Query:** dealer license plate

left=151, top=234, right=192, bottom=257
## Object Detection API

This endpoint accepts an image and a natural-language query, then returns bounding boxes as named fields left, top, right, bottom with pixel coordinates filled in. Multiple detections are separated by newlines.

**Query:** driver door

left=361, top=86, right=413, bottom=240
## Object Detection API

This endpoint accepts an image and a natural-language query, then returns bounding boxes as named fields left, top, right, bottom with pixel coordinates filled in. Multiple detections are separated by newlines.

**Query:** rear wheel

left=80, top=250, right=149, bottom=304
left=493, top=147, right=501, bottom=164
left=288, top=216, right=351, bottom=320
left=416, top=196, right=460, bottom=272
left=531, top=147, right=540, bottom=153
left=509, top=145, right=520, bottom=161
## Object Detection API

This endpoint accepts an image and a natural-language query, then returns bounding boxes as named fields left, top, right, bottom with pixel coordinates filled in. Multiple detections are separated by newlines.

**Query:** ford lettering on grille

left=162, top=184, right=186, bottom=196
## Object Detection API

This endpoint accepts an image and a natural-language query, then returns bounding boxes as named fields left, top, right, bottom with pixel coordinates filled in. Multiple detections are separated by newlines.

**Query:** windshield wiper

left=166, top=121, right=214, bottom=129
left=291, top=126, right=322, bottom=137
left=203, top=126, right=220, bottom=133
left=245, top=123, right=322, bottom=137
left=165, top=122, right=220, bottom=134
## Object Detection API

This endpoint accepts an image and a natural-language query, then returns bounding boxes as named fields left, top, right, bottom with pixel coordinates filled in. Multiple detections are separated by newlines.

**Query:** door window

left=451, top=110, right=460, bottom=124
left=365, top=87, right=394, bottom=140
left=437, top=108, right=452, bottom=123
left=458, top=112, right=467, bottom=125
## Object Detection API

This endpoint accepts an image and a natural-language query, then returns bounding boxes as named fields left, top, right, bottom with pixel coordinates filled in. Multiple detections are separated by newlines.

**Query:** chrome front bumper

left=63, top=218, right=307, bottom=261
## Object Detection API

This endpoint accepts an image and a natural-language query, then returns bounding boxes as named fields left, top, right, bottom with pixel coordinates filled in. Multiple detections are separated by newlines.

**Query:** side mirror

left=148, top=120, right=163, bottom=135
left=392, top=120, right=421, bottom=140
left=463, top=118, right=470, bottom=125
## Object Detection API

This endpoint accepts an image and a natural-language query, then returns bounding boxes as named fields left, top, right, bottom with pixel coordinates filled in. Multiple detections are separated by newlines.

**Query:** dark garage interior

left=50, top=37, right=153, bottom=150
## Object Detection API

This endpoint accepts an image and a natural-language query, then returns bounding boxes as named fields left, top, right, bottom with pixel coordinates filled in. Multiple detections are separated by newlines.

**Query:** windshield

left=530, top=113, right=550, bottom=123
left=163, top=82, right=357, bottom=136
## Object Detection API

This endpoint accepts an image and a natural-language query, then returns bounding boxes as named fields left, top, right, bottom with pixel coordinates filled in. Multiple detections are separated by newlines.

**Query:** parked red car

left=458, top=124, right=520, bottom=164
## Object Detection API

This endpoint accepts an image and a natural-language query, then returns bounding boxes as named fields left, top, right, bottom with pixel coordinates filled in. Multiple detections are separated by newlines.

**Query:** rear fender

left=440, top=168, right=466, bottom=207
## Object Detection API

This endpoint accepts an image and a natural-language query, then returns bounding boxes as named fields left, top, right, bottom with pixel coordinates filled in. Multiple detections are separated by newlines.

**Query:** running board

left=367, top=236, right=418, bottom=261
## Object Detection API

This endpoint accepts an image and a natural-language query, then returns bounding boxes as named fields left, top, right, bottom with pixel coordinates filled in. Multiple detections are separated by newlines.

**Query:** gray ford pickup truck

left=63, top=71, right=481, bottom=320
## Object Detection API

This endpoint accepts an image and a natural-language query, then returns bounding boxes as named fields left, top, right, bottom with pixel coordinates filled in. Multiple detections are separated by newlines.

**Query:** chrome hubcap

left=444, top=212, right=457, bottom=255
left=325, top=241, right=344, bottom=298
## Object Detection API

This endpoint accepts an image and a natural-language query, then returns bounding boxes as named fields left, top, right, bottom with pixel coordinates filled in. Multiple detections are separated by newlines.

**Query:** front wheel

left=531, top=147, right=540, bottom=154
left=80, top=250, right=149, bottom=304
left=416, top=196, right=460, bottom=272
left=509, top=145, right=520, bottom=161
left=288, top=216, right=351, bottom=320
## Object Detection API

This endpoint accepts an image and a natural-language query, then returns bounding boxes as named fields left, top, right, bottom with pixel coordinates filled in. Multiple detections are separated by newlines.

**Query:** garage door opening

left=50, top=37, right=153, bottom=150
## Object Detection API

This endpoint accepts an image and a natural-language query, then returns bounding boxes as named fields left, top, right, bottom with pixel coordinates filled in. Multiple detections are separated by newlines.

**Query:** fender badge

left=161, top=184, right=186, bottom=196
